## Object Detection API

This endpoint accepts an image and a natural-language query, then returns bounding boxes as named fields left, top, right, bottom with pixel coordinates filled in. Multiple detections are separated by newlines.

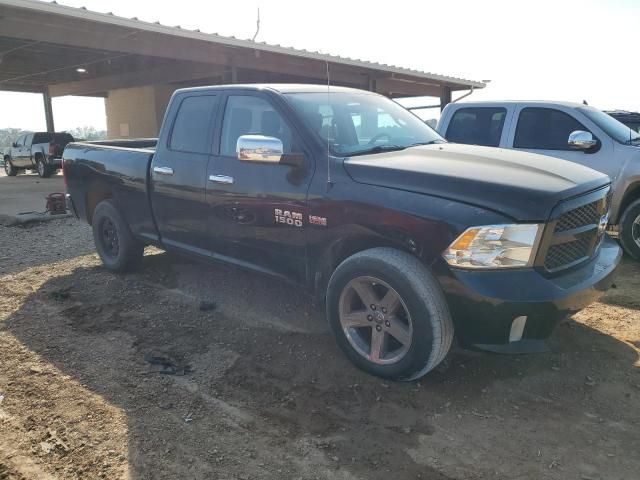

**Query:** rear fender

left=85, top=181, right=115, bottom=224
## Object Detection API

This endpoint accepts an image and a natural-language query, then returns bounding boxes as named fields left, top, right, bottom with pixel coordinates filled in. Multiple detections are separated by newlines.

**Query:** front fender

left=612, top=175, right=640, bottom=223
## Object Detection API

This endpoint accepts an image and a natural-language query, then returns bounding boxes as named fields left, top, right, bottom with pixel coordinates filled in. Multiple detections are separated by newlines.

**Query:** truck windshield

left=577, top=106, right=640, bottom=144
left=285, top=91, right=444, bottom=156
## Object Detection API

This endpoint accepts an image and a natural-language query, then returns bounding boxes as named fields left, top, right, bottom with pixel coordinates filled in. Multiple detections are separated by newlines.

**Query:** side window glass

left=514, top=108, right=588, bottom=150
left=24, top=134, right=34, bottom=146
left=220, top=95, right=293, bottom=157
left=169, top=95, right=217, bottom=154
left=15, top=135, right=24, bottom=147
left=446, top=107, right=506, bottom=147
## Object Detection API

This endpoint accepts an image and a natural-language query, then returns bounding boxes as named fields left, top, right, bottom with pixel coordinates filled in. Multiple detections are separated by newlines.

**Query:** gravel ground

left=0, top=218, right=639, bottom=480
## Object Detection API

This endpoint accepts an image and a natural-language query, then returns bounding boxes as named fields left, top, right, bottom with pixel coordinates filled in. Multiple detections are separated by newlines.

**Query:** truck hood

left=343, top=143, right=609, bottom=221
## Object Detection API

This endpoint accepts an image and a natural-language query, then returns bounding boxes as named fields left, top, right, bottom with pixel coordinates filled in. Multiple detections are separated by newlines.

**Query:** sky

left=1, top=0, right=639, bottom=130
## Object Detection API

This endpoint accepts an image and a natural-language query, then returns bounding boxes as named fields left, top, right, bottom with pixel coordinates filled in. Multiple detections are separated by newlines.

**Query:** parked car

left=606, top=110, right=640, bottom=133
left=4, top=131, right=75, bottom=178
left=63, top=85, right=620, bottom=380
left=437, top=101, right=640, bottom=259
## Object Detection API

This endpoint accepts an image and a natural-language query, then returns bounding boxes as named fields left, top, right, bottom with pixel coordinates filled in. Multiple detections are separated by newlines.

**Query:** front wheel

left=326, top=248, right=453, bottom=381
left=4, top=158, right=18, bottom=176
left=619, top=199, right=640, bottom=260
left=92, top=199, right=144, bottom=272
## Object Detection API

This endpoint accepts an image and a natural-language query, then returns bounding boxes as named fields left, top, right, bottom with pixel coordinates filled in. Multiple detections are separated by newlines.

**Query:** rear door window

left=446, top=107, right=506, bottom=147
left=169, top=95, right=218, bottom=154
left=24, top=134, right=34, bottom=146
left=33, top=133, right=54, bottom=144
left=514, top=107, right=588, bottom=150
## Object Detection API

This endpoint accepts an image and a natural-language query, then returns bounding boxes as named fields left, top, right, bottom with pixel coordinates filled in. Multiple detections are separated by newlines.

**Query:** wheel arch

left=312, top=232, right=419, bottom=305
left=617, top=182, right=640, bottom=223
left=85, top=181, right=115, bottom=225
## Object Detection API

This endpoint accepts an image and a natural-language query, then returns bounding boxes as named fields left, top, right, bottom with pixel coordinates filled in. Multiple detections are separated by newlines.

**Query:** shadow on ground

left=2, top=252, right=639, bottom=479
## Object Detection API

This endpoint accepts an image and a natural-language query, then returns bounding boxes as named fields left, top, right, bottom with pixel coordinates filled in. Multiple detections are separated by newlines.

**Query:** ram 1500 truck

left=436, top=101, right=640, bottom=260
left=63, top=85, right=621, bottom=381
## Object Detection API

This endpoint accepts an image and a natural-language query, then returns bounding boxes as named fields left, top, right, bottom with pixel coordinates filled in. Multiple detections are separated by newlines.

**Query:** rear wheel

left=4, top=158, right=18, bottom=176
left=619, top=199, right=640, bottom=260
left=92, top=199, right=144, bottom=272
left=326, top=247, right=453, bottom=381
left=36, top=157, right=53, bottom=178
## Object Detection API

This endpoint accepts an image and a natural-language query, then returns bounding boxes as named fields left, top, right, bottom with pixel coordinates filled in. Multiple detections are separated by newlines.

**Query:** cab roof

left=175, top=84, right=376, bottom=95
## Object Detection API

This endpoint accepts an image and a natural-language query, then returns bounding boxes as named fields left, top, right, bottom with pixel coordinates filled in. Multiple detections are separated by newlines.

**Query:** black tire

left=326, top=247, right=453, bottom=381
left=4, top=158, right=18, bottom=176
left=92, top=199, right=144, bottom=272
left=619, top=199, right=640, bottom=261
left=36, top=156, right=53, bottom=178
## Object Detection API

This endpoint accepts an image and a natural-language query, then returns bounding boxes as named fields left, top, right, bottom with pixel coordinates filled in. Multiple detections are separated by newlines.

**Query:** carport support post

left=43, top=89, right=55, bottom=133
left=440, top=86, right=452, bottom=112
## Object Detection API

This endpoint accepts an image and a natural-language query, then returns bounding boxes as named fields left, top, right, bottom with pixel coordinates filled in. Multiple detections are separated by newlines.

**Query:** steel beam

left=440, top=86, right=452, bottom=111
left=43, top=88, right=55, bottom=132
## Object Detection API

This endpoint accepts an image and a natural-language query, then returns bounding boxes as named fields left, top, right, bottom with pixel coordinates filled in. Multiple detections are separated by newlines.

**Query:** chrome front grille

left=539, top=187, right=610, bottom=273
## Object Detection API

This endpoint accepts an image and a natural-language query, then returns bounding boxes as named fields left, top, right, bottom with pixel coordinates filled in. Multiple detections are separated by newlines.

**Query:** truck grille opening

left=544, top=232, right=595, bottom=271
left=554, top=200, right=599, bottom=233
left=539, top=187, right=609, bottom=273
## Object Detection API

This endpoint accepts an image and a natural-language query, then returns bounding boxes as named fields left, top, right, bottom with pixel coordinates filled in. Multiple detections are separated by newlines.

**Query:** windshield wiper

left=407, top=140, right=446, bottom=147
left=349, top=140, right=446, bottom=157
left=349, top=144, right=408, bottom=156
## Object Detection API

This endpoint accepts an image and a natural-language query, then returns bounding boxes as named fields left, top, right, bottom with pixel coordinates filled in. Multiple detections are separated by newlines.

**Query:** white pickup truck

left=437, top=101, right=640, bottom=259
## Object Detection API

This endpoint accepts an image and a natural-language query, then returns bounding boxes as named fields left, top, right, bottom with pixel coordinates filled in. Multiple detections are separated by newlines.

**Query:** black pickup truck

left=63, top=84, right=621, bottom=380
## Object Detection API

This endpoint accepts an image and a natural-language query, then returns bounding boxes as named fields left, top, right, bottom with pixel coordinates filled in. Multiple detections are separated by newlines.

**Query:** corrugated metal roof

left=1, top=0, right=485, bottom=89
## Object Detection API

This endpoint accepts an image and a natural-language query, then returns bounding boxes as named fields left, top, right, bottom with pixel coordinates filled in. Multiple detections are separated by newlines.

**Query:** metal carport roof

left=0, top=0, right=485, bottom=99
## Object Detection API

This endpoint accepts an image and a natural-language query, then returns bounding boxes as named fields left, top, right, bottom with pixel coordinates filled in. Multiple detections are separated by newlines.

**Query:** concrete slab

left=0, top=170, right=65, bottom=216
left=0, top=170, right=68, bottom=225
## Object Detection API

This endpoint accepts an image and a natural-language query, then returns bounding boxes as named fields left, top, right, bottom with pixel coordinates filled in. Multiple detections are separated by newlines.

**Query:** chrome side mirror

left=568, top=130, right=597, bottom=150
left=237, top=135, right=283, bottom=163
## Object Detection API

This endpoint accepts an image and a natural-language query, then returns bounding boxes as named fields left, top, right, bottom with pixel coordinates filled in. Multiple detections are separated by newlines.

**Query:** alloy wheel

left=633, top=213, right=640, bottom=248
left=338, top=276, right=413, bottom=365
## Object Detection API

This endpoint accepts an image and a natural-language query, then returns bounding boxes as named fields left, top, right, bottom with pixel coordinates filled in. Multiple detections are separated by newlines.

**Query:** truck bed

left=86, top=138, right=158, bottom=149
left=63, top=140, right=158, bottom=240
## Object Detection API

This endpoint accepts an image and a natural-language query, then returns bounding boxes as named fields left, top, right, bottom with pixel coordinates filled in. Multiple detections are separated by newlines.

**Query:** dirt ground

left=1, top=218, right=638, bottom=480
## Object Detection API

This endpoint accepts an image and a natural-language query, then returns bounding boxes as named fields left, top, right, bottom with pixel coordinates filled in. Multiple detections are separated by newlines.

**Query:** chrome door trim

left=153, top=166, right=174, bottom=175
left=208, top=174, right=234, bottom=185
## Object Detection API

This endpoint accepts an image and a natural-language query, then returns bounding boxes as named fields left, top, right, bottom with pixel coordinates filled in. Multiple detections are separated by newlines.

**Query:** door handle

left=153, top=166, right=174, bottom=175
left=209, top=174, right=234, bottom=185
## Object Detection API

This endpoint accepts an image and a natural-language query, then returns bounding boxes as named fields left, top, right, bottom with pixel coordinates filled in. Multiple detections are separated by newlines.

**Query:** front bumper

left=438, top=236, right=622, bottom=351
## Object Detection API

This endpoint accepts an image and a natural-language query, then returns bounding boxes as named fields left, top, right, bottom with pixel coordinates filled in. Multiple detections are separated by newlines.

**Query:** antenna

left=326, top=59, right=333, bottom=190
left=252, top=7, right=260, bottom=42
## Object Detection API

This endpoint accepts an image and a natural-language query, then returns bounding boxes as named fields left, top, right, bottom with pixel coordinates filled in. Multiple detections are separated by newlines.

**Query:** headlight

left=443, top=224, right=542, bottom=269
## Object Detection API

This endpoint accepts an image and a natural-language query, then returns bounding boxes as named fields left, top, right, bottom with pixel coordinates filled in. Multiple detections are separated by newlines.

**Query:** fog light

left=509, top=316, right=527, bottom=342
